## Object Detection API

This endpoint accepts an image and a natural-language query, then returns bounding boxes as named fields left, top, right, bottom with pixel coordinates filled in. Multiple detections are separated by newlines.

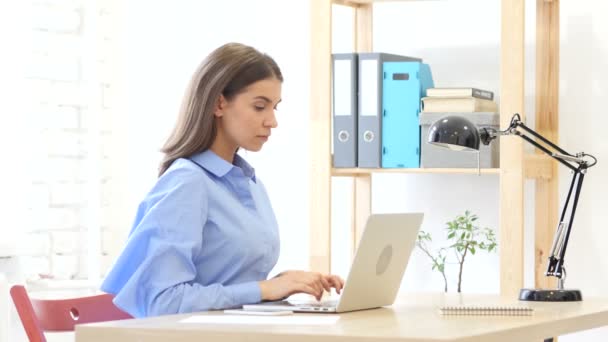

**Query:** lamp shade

left=427, top=116, right=481, bottom=152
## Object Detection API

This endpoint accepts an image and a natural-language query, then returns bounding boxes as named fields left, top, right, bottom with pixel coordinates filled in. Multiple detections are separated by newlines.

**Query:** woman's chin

left=243, top=143, right=264, bottom=152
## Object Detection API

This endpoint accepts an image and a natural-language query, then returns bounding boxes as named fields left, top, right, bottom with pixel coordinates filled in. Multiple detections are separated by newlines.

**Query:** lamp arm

left=477, top=113, right=597, bottom=286
left=546, top=169, right=585, bottom=283
left=481, top=113, right=597, bottom=170
left=500, top=114, right=598, bottom=285
left=507, top=114, right=571, bottom=155
left=505, top=115, right=579, bottom=171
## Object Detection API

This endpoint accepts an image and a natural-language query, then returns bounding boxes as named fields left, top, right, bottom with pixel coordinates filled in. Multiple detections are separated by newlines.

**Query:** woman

left=101, top=42, right=344, bottom=318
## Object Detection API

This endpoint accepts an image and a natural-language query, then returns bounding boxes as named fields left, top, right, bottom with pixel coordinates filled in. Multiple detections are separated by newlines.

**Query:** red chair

left=9, top=284, right=132, bottom=342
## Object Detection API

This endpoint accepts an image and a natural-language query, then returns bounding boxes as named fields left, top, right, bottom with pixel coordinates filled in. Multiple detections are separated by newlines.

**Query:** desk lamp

left=427, top=113, right=597, bottom=301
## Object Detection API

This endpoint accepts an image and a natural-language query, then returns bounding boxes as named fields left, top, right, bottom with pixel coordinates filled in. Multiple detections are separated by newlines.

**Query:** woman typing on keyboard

left=101, top=43, right=343, bottom=318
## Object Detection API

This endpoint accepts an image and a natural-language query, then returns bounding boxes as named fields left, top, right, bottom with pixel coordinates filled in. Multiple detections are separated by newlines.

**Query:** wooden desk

left=75, top=293, right=608, bottom=342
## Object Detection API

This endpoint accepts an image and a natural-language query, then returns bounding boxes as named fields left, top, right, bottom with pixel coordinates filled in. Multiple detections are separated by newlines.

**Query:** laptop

left=243, top=213, right=424, bottom=313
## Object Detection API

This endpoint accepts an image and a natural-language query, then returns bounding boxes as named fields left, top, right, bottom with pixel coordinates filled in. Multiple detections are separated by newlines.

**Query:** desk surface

left=75, top=293, right=608, bottom=342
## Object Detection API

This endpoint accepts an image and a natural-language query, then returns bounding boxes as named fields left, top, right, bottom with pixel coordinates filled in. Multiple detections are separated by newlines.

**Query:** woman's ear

left=214, top=95, right=227, bottom=118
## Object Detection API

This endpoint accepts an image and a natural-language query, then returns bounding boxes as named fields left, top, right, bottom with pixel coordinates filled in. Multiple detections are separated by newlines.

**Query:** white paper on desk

left=180, top=315, right=340, bottom=325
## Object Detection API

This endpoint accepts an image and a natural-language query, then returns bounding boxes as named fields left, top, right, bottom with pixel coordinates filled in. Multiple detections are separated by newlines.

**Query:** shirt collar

left=191, top=149, right=257, bottom=182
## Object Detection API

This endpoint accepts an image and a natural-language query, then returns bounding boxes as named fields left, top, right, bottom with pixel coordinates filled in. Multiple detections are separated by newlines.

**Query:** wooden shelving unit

left=332, top=168, right=501, bottom=176
left=309, top=0, right=560, bottom=297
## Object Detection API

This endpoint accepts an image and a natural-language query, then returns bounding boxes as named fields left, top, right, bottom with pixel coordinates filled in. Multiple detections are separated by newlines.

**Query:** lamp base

left=519, top=288, right=582, bottom=302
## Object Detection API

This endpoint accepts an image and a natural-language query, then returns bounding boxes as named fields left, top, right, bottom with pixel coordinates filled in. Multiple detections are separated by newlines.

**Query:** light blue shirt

left=101, top=150, right=280, bottom=317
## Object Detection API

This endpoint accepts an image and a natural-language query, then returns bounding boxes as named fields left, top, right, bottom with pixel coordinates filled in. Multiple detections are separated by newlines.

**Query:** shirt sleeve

left=101, top=165, right=261, bottom=318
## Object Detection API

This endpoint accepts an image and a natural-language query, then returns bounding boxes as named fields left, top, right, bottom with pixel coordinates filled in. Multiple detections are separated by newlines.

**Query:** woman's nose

left=265, top=111, right=278, bottom=128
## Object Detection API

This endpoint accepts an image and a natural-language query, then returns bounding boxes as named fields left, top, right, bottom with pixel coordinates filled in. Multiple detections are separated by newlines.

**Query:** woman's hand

left=258, top=270, right=345, bottom=301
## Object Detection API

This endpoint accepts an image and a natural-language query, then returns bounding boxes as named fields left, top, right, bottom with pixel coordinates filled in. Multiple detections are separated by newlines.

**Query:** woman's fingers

left=302, top=282, right=323, bottom=300
left=317, top=273, right=331, bottom=292
left=295, top=283, right=318, bottom=298
left=297, top=273, right=323, bottom=300
left=313, top=280, right=324, bottom=299
left=336, top=275, right=345, bottom=290
left=283, top=271, right=345, bottom=299
left=325, top=275, right=344, bottom=294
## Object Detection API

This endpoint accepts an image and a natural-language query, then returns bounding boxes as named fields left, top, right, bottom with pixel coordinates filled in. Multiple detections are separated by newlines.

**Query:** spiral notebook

left=439, top=305, right=534, bottom=316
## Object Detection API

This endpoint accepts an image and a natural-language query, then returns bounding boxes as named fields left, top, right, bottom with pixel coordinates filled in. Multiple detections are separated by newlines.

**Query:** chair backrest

left=9, top=285, right=132, bottom=342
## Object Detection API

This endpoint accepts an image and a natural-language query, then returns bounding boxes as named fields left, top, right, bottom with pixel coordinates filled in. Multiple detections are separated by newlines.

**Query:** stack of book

left=421, top=87, right=497, bottom=112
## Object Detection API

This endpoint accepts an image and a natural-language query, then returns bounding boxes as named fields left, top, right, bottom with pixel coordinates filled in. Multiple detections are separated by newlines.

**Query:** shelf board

left=332, top=0, right=420, bottom=6
left=332, top=167, right=500, bottom=176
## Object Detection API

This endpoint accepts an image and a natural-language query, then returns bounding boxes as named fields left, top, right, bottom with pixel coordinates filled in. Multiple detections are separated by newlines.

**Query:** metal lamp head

left=427, top=116, right=481, bottom=152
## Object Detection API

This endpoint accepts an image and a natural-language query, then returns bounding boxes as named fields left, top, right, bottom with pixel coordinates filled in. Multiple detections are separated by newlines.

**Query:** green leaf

left=418, top=231, right=431, bottom=242
left=470, top=247, right=476, bottom=255
left=448, top=232, right=455, bottom=239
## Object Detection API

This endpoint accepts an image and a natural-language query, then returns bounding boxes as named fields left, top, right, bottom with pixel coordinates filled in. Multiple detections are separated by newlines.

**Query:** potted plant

left=416, top=210, right=497, bottom=293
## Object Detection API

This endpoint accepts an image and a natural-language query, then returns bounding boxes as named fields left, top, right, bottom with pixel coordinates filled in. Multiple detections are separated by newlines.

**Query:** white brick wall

left=30, top=30, right=80, bottom=55
left=26, top=54, right=81, bottom=82
left=101, top=229, right=116, bottom=256
left=19, top=0, right=123, bottom=281
left=30, top=159, right=84, bottom=183
left=17, top=256, right=50, bottom=280
left=50, top=254, right=79, bottom=279
left=45, top=131, right=86, bottom=158
left=31, top=5, right=81, bottom=32
left=29, top=80, right=87, bottom=106
left=23, top=233, right=51, bottom=257
left=48, top=182, right=85, bottom=206
left=51, top=230, right=81, bottom=254
left=28, top=105, right=80, bottom=130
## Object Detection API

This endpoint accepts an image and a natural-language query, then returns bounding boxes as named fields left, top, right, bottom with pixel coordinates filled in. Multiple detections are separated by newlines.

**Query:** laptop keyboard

left=295, top=300, right=339, bottom=308
left=261, top=299, right=339, bottom=308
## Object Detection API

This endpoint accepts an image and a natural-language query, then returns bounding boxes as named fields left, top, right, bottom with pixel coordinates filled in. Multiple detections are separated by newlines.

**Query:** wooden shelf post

left=534, top=0, right=560, bottom=291
left=309, top=0, right=333, bottom=274
left=351, top=3, right=373, bottom=257
left=500, top=0, right=526, bottom=297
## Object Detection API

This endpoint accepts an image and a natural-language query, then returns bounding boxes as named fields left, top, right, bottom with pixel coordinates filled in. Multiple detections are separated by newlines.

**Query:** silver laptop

left=243, top=213, right=423, bottom=313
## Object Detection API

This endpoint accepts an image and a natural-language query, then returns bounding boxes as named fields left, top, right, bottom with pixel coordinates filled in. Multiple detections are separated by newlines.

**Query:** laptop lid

left=334, top=213, right=423, bottom=312
left=242, top=213, right=423, bottom=313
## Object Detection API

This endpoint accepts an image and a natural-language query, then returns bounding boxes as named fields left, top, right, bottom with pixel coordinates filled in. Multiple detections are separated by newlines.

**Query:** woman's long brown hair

left=158, top=43, right=283, bottom=176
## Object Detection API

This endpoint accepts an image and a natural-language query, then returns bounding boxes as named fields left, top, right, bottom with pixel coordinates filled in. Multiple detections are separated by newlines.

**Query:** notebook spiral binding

left=439, top=305, right=534, bottom=316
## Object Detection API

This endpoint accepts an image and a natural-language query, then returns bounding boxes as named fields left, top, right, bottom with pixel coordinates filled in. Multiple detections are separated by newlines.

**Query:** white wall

left=557, top=1, right=608, bottom=340
left=113, top=0, right=607, bottom=340
left=0, top=0, right=28, bottom=256
left=2, top=0, right=123, bottom=283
